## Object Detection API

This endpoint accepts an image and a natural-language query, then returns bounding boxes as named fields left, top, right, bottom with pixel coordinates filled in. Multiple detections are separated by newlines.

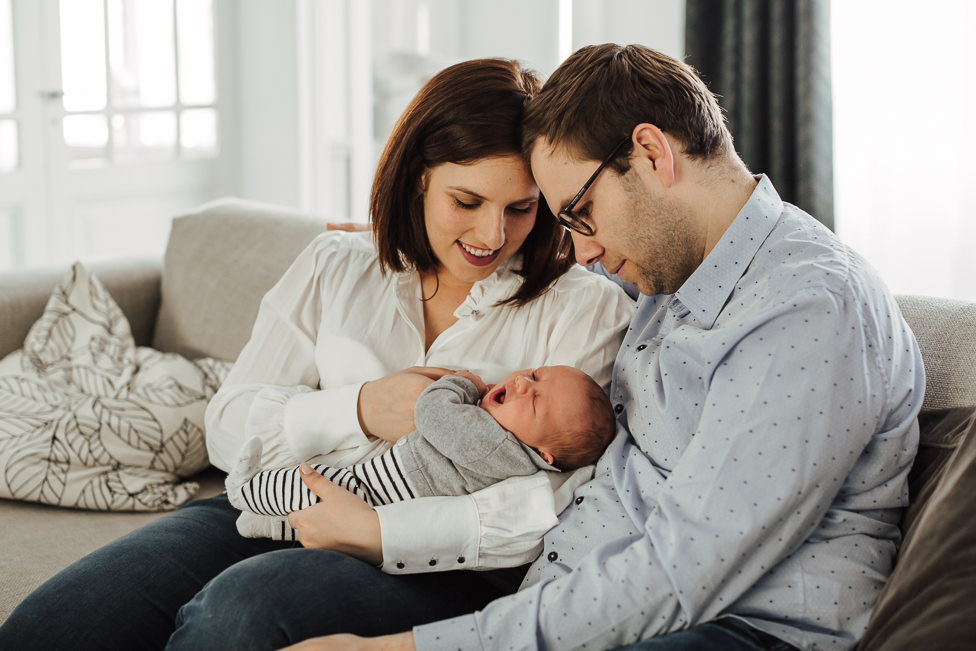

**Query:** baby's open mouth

left=488, top=386, right=507, bottom=405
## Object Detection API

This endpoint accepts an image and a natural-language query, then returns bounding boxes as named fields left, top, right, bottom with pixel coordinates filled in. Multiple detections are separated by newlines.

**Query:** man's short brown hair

left=523, top=44, right=733, bottom=170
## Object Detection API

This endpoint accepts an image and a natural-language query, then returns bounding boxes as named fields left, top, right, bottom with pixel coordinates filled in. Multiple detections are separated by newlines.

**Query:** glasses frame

left=557, top=136, right=631, bottom=236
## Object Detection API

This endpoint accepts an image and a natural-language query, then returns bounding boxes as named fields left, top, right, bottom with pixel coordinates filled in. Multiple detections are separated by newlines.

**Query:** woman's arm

left=206, top=234, right=386, bottom=471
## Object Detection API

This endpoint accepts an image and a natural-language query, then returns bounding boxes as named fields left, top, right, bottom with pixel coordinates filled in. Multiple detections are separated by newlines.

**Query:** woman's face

left=423, top=154, right=539, bottom=287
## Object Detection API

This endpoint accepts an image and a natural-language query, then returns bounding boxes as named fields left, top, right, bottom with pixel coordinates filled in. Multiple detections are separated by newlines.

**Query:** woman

left=0, top=59, right=633, bottom=650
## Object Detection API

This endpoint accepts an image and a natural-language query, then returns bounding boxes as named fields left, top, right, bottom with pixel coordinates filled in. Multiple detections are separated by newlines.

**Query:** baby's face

left=482, top=365, right=590, bottom=463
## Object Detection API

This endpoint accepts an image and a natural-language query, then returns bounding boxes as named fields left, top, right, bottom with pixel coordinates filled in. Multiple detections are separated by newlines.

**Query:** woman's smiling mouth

left=457, top=241, right=501, bottom=266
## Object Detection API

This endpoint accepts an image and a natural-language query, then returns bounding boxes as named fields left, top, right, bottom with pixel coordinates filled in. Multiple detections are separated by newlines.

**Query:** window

left=832, top=0, right=976, bottom=302
left=0, top=0, right=227, bottom=271
left=59, top=0, right=218, bottom=167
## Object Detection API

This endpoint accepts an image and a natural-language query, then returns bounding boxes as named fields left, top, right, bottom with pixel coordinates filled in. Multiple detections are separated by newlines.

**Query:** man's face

left=530, top=139, right=701, bottom=296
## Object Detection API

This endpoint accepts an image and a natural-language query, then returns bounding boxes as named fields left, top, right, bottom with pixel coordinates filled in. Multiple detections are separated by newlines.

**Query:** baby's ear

left=538, top=449, right=555, bottom=465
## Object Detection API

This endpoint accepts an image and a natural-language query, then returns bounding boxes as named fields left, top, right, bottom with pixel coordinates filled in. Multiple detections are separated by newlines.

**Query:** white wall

left=234, top=0, right=301, bottom=208
left=233, top=0, right=686, bottom=217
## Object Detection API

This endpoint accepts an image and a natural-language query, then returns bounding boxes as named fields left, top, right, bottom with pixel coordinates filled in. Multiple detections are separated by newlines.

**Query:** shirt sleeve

left=413, top=285, right=922, bottom=649
left=205, top=234, right=374, bottom=472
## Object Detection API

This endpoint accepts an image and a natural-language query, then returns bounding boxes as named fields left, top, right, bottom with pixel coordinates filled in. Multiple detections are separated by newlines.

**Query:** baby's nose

left=514, top=374, right=534, bottom=393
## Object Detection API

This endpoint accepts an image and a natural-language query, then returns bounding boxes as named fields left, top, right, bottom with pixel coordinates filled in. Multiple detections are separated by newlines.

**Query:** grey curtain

left=685, top=0, right=834, bottom=229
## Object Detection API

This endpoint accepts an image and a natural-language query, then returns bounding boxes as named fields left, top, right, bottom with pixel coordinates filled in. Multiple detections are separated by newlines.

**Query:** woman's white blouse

left=205, top=230, right=634, bottom=572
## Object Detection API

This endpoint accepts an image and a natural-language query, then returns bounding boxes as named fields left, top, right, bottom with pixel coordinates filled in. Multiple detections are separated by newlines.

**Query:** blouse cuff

left=377, top=473, right=559, bottom=574
left=377, top=495, right=481, bottom=574
left=283, top=381, right=370, bottom=460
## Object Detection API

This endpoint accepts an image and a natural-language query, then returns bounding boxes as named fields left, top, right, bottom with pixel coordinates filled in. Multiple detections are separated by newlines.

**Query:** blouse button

left=428, top=559, right=437, bottom=567
left=636, top=343, right=647, bottom=351
left=575, top=496, right=584, bottom=505
left=395, top=562, right=405, bottom=569
left=457, top=556, right=465, bottom=564
left=547, top=551, right=559, bottom=562
left=614, top=403, right=624, bottom=414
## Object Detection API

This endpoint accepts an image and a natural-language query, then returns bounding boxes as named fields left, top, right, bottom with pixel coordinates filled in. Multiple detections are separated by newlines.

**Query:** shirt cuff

left=413, top=613, right=482, bottom=651
left=376, top=495, right=481, bottom=573
left=283, top=381, right=369, bottom=460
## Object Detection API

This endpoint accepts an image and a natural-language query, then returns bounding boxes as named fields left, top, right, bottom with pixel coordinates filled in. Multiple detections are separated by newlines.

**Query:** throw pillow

left=857, top=406, right=976, bottom=650
left=0, top=262, right=231, bottom=511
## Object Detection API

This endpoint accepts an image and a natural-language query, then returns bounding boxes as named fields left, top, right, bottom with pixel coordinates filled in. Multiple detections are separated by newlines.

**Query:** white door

left=0, top=0, right=233, bottom=270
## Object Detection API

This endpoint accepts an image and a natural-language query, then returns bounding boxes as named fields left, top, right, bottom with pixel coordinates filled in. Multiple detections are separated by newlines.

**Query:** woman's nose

left=476, top=209, right=506, bottom=250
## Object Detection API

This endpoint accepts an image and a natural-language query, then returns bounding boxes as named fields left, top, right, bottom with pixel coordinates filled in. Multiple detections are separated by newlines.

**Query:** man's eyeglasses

left=557, top=136, right=630, bottom=236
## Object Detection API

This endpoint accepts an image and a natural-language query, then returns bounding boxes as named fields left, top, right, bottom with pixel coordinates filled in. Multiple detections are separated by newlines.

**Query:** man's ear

left=631, top=123, right=675, bottom=188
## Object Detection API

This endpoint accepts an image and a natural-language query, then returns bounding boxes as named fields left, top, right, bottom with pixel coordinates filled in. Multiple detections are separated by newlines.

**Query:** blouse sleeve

left=205, top=234, right=378, bottom=472
left=377, top=467, right=593, bottom=573
left=536, top=268, right=635, bottom=392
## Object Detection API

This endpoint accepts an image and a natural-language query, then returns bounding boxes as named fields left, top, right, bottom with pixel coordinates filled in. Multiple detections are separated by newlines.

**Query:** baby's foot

left=235, top=512, right=298, bottom=541
left=225, top=437, right=264, bottom=512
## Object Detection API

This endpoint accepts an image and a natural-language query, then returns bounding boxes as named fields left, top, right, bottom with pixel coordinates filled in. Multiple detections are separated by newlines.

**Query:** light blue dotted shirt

left=413, top=176, right=924, bottom=650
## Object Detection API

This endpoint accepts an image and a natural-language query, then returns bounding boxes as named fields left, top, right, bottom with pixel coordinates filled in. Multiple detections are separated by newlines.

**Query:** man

left=291, top=43, right=924, bottom=650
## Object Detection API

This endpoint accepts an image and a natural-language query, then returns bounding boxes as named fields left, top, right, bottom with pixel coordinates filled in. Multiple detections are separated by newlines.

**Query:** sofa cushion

left=0, top=262, right=231, bottom=511
left=896, top=295, right=976, bottom=411
left=857, top=406, right=976, bottom=650
left=152, top=198, right=329, bottom=361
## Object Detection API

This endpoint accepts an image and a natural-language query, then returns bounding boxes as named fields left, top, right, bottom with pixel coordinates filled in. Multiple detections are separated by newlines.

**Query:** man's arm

left=411, top=286, right=922, bottom=649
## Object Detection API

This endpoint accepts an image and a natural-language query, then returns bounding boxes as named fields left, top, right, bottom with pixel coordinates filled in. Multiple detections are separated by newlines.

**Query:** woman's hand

left=287, top=464, right=382, bottom=565
left=278, top=632, right=415, bottom=651
left=358, top=367, right=453, bottom=441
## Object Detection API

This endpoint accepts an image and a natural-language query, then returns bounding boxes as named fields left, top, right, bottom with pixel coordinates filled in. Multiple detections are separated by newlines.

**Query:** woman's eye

left=508, top=204, right=534, bottom=215
left=453, top=198, right=478, bottom=210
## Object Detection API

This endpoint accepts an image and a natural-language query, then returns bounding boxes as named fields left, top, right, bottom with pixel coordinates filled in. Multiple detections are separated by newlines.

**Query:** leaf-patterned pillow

left=0, top=262, right=232, bottom=511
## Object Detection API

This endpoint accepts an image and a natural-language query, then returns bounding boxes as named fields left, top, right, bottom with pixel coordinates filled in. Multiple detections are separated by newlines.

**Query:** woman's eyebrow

left=447, top=186, right=538, bottom=204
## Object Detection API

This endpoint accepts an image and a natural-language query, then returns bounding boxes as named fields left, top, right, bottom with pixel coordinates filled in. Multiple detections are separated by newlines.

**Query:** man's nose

left=570, top=231, right=603, bottom=266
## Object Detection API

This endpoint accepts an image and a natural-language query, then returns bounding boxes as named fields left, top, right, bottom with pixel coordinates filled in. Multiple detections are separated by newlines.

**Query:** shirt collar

left=675, top=175, right=783, bottom=328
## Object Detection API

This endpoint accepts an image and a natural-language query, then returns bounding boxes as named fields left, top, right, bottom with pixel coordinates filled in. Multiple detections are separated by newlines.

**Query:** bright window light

left=832, top=0, right=976, bottom=302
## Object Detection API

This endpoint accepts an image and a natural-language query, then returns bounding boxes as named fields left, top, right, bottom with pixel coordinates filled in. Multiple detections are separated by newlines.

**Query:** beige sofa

left=1, top=198, right=975, bottom=648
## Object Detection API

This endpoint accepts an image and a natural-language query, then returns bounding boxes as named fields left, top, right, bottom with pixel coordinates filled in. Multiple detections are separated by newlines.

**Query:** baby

left=226, top=365, right=616, bottom=539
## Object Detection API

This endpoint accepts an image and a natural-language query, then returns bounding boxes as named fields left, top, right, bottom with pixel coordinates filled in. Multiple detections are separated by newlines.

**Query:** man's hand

left=326, top=222, right=370, bottom=232
left=358, top=367, right=453, bottom=442
left=287, top=464, right=382, bottom=565
left=278, top=631, right=415, bottom=651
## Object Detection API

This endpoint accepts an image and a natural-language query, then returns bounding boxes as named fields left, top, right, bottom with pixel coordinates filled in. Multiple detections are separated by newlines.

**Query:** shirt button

left=457, top=556, right=465, bottom=564
left=428, top=559, right=437, bottom=567
left=395, top=562, right=405, bottom=569
left=547, top=551, right=558, bottom=562
left=614, top=403, right=624, bottom=414
left=636, top=343, right=647, bottom=351
left=575, top=496, right=584, bottom=505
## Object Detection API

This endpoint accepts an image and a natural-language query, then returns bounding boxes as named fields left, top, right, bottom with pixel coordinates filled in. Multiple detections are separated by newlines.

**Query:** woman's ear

left=631, top=123, right=675, bottom=188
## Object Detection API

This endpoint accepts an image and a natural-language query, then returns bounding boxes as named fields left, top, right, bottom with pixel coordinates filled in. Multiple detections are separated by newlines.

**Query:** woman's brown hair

left=370, top=58, right=573, bottom=307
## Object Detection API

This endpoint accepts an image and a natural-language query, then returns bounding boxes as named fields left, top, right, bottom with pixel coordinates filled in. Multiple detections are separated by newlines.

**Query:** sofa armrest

left=0, top=257, right=163, bottom=358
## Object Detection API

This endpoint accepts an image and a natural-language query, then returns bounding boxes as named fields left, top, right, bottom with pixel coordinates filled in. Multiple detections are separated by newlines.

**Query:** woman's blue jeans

left=0, top=494, right=522, bottom=650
